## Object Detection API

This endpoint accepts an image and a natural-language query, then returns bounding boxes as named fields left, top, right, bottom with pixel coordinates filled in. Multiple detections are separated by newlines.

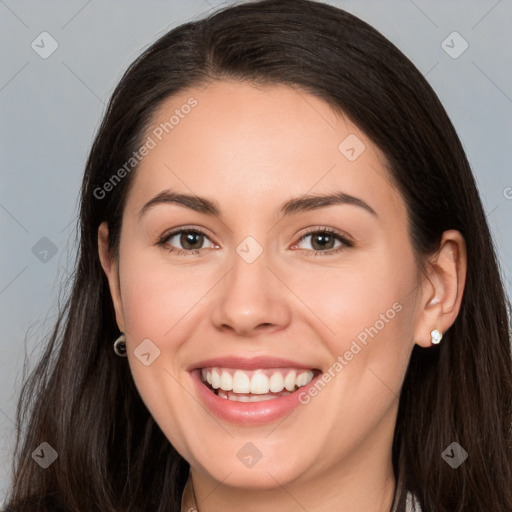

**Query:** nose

left=211, top=245, right=292, bottom=337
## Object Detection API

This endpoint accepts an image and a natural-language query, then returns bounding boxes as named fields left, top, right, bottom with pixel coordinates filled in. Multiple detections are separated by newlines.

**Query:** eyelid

left=294, top=225, right=354, bottom=244
left=158, top=224, right=216, bottom=242
left=156, top=225, right=218, bottom=254
left=290, top=226, right=354, bottom=255
left=157, top=225, right=354, bottom=255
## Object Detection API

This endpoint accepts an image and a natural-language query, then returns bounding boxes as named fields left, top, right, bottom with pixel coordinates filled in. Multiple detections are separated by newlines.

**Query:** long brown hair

left=5, top=1, right=511, bottom=510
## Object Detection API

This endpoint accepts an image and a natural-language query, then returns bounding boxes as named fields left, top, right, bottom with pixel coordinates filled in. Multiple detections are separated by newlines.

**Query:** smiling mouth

left=199, top=367, right=321, bottom=402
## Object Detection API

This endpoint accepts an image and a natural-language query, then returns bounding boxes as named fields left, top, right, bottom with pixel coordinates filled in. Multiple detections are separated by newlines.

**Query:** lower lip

left=190, top=370, right=321, bottom=425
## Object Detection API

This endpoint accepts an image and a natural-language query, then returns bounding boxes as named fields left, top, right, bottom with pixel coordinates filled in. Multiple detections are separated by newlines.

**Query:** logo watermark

left=94, top=97, right=198, bottom=200
left=298, top=301, right=403, bottom=404
left=441, top=442, right=468, bottom=468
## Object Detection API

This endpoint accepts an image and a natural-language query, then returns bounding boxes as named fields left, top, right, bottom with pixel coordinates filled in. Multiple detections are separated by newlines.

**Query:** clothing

left=406, top=490, right=422, bottom=511
left=181, top=476, right=196, bottom=511
left=393, top=474, right=422, bottom=512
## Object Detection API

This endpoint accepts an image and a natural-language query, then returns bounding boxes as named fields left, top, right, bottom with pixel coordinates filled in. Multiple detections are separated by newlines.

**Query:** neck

left=182, top=452, right=397, bottom=512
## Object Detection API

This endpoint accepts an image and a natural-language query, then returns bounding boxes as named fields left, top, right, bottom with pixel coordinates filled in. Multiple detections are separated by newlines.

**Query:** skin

left=98, top=80, right=467, bottom=512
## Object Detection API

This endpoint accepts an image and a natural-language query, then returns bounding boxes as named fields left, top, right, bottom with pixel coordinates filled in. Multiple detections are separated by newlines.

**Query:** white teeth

left=250, top=371, right=270, bottom=394
left=296, top=371, right=310, bottom=387
left=211, top=368, right=221, bottom=389
left=269, top=372, right=284, bottom=393
left=232, top=370, right=251, bottom=393
left=217, top=389, right=290, bottom=402
left=284, top=370, right=297, bottom=391
left=219, top=370, right=232, bottom=391
left=201, top=367, right=315, bottom=396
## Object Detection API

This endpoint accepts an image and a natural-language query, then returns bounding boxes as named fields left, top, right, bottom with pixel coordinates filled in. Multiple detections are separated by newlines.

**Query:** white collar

left=406, top=490, right=422, bottom=511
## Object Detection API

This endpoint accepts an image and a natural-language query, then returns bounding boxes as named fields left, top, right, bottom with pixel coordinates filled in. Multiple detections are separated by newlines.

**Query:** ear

left=98, top=221, right=126, bottom=332
left=413, top=229, right=467, bottom=347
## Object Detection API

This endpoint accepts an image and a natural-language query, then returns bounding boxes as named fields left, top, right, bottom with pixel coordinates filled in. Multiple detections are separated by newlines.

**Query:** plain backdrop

left=1, top=0, right=511, bottom=504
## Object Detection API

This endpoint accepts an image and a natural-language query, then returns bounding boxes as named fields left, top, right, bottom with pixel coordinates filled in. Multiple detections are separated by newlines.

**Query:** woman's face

left=100, top=80, right=424, bottom=490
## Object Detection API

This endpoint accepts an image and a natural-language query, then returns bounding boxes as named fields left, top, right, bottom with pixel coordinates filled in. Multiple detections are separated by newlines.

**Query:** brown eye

left=308, top=232, right=337, bottom=251
left=178, top=231, right=205, bottom=250
left=294, top=228, right=353, bottom=256
left=159, top=229, right=216, bottom=254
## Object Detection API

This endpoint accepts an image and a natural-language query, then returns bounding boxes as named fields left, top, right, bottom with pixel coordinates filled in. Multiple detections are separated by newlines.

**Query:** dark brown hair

left=5, top=0, right=511, bottom=510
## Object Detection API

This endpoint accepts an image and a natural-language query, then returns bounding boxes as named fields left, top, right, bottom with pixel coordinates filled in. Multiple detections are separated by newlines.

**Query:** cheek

left=120, top=255, right=214, bottom=341
left=287, top=254, right=415, bottom=345
left=117, top=253, right=225, bottom=431
left=117, top=259, right=205, bottom=456
left=285, top=248, right=418, bottom=410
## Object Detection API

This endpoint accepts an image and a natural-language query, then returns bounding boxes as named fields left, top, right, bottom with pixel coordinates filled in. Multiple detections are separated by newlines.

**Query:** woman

left=5, top=0, right=511, bottom=510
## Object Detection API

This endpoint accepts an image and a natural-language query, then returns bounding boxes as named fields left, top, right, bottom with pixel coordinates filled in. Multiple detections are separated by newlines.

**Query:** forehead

left=125, top=80, right=405, bottom=224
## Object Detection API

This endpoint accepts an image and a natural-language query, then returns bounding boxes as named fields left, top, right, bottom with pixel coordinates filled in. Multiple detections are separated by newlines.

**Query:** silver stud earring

left=113, top=333, right=127, bottom=357
left=430, top=329, right=443, bottom=345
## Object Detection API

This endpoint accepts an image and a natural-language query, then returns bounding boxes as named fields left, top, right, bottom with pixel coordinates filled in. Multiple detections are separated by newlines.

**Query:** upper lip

left=188, top=356, right=320, bottom=372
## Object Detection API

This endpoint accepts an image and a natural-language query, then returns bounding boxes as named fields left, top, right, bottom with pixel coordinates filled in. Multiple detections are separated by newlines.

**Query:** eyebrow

left=138, top=189, right=377, bottom=219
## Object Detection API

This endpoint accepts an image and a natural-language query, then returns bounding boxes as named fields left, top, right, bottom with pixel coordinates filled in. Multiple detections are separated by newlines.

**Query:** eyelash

left=156, top=226, right=354, bottom=257
left=295, top=227, right=354, bottom=256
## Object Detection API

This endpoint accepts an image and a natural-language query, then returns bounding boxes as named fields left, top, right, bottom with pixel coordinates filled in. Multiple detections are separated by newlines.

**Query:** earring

left=113, top=333, right=127, bottom=357
left=430, top=329, right=443, bottom=345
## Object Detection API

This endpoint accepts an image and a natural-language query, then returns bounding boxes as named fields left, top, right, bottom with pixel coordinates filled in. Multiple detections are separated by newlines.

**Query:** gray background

left=1, top=0, right=511, bottom=504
